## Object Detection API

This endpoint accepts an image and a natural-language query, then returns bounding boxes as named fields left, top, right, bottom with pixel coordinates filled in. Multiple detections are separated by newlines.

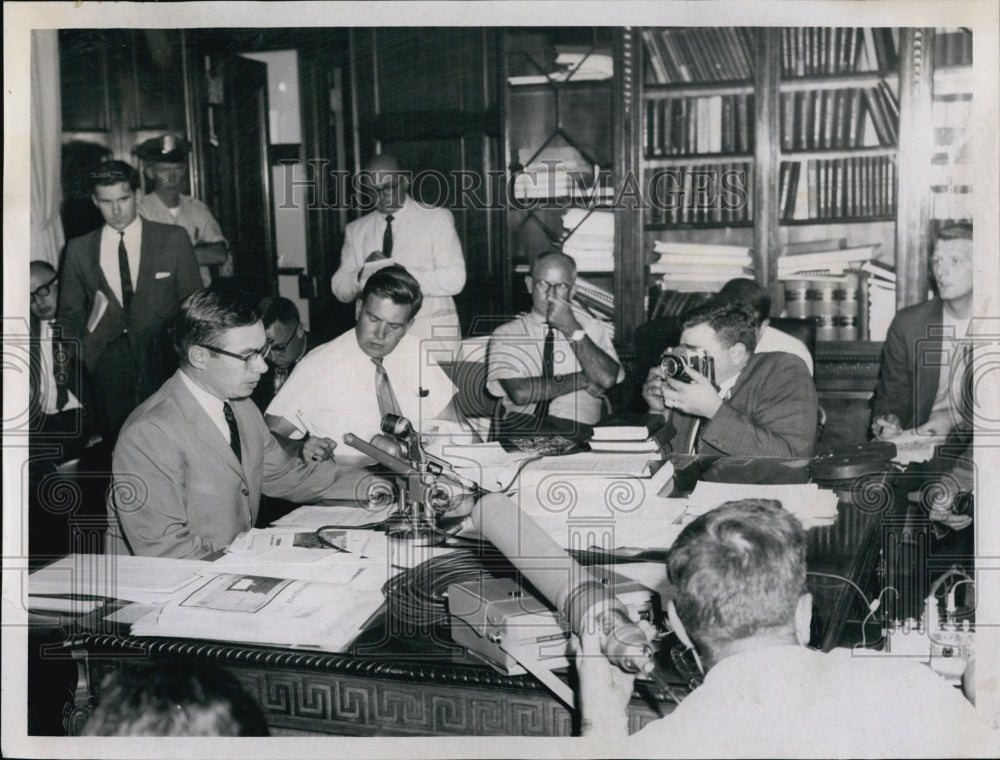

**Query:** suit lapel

left=169, top=372, right=247, bottom=480
left=89, top=227, right=125, bottom=311
left=135, top=218, right=154, bottom=301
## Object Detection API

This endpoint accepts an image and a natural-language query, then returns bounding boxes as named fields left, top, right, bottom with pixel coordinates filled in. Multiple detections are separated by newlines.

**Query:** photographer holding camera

left=642, top=299, right=818, bottom=457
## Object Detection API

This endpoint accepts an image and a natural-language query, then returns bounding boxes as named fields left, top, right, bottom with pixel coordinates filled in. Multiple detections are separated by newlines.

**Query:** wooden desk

left=49, top=469, right=895, bottom=737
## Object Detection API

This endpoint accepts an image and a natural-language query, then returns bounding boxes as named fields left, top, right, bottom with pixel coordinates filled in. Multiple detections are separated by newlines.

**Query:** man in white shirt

left=331, top=154, right=466, bottom=345
left=718, top=277, right=814, bottom=375
left=487, top=252, right=624, bottom=437
left=268, top=265, right=458, bottom=464
left=107, top=289, right=387, bottom=559
left=136, top=133, right=230, bottom=287
left=578, top=499, right=989, bottom=756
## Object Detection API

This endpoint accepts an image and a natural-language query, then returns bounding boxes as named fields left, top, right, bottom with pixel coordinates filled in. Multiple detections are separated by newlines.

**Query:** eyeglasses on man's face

left=30, top=275, right=59, bottom=302
left=269, top=321, right=301, bottom=353
left=532, top=278, right=571, bottom=298
left=196, top=339, right=273, bottom=370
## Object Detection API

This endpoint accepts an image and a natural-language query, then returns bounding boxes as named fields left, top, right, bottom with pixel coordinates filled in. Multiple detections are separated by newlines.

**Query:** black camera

left=660, top=347, right=715, bottom=385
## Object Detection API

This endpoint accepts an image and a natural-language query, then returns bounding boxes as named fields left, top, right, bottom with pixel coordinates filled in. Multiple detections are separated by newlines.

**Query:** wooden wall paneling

left=753, top=27, right=782, bottom=292
left=615, top=27, right=645, bottom=350
left=894, top=28, right=936, bottom=308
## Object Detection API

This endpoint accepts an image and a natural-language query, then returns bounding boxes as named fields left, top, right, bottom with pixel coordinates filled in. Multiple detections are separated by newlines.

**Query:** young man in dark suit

left=58, top=160, right=202, bottom=444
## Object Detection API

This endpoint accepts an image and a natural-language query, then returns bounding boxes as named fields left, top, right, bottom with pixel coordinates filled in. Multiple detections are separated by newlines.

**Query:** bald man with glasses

left=487, top=251, right=624, bottom=436
left=107, top=288, right=389, bottom=559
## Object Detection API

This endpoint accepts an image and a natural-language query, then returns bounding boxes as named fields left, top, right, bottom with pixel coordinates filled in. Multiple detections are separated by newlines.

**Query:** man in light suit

left=107, top=289, right=389, bottom=559
left=642, top=299, right=818, bottom=458
left=58, top=160, right=203, bottom=444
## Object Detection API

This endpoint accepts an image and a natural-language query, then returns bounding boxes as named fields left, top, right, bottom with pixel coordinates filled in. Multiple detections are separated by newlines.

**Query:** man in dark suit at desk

left=107, top=289, right=388, bottom=559
left=642, top=299, right=818, bottom=457
left=872, top=222, right=974, bottom=440
left=578, top=499, right=984, bottom=753
left=250, top=296, right=314, bottom=412
left=58, top=160, right=202, bottom=444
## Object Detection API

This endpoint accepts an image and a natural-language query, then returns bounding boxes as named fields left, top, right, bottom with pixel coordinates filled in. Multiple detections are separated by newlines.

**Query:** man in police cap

left=136, top=133, right=230, bottom=286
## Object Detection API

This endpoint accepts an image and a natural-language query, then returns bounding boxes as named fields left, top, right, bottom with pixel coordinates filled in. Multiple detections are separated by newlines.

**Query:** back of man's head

left=89, top=160, right=140, bottom=193
left=717, top=278, right=770, bottom=328
left=81, top=661, right=269, bottom=736
left=667, top=499, right=806, bottom=656
left=361, top=264, right=423, bottom=321
left=682, top=299, right=758, bottom=353
left=175, top=288, right=261, bottom=365
left=259, top=295, right=300, bottom=330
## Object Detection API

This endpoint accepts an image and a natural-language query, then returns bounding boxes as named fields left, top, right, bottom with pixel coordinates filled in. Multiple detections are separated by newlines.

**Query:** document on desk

left=217, top=528, right=388, bottom=589
left=442, top=442, right=537, bottom=491
left=270, top=504, right=394, bottom=530
left=28, top=554, right=212, bottom=604
left=130, top=572, right=384, bottom=652
left=686, top=482, right=839, bottom=528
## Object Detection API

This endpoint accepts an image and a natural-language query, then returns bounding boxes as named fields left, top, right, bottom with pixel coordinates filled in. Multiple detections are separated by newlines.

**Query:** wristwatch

left=569, top=328, right=587, bottom=343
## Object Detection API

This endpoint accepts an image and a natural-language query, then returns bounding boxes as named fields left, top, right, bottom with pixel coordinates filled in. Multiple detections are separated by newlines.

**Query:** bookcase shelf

left=779, top=71, right=899, bottom=91
left=495, top=27, right=964, bottom=363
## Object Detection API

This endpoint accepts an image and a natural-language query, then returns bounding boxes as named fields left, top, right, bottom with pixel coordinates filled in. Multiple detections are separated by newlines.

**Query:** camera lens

left=661, top=355, right=685, bottom=379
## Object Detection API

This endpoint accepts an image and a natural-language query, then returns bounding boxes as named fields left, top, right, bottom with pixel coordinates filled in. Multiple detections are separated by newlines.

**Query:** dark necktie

left=534, top=325, right=556, bottom=420
left=118, top=231, right=134, bottom=314
left=382, top=214, right=394, bottom=258
left=223, top=401, right=242, bottom=463
left=373, top=357, right=402, bottom=419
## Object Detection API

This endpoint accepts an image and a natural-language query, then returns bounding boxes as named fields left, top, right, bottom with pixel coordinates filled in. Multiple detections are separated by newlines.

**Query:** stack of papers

left=562, top=209, right=614, bottom=272
left=29, top=555, right=212, bottom=606
left=684, top=482, right=840, bottom=529
left=650, top=241, right=753, bottom=292
left=130, top=572, right=384, bottom=652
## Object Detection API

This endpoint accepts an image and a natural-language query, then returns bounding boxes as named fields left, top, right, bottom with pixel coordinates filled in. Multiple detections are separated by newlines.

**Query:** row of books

left=646, top=162, right=754, bottom=227
left=779, top=83, right=898, bottom=151
left=779, top=27, right=898, bottom=78
left=642, top=27, right=755, bottom=84
left=934, top=27, right=972, bottom=68
left=779, top=156, right=897, bottom=221
left=644, top=94, right=755, bottom=157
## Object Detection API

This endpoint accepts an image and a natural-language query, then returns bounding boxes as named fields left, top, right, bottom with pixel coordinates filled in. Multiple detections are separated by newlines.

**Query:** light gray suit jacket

left=107, top=371, right=375, bottom=558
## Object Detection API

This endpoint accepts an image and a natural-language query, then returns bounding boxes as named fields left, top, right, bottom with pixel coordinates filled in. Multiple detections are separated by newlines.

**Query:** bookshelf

left=497, top=28, right=970, bottom=427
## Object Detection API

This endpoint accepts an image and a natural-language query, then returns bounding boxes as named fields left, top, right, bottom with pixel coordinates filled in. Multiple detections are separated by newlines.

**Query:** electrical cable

left=806, top=570, right=872, bottom=610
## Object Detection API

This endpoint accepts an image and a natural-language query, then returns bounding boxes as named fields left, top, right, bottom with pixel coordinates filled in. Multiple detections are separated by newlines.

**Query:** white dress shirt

left=178, top=368, right=231, bottom=444
left=98, top=217, right=143, bottom=307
